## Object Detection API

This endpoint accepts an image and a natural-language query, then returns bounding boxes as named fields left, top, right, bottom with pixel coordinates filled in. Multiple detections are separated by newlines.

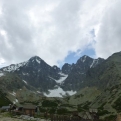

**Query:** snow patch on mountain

left=13, top=99, right=18, bottom=104
left=36, top=59, right=41, bottom=64
left=90, top=59, right=96, bottom=68
left=81, top=55, right=87, bottom=62
left=15, top=99, right=18, bottom=103
left=9, top=91, right=16, bottom=96
left=23, top=80, right=27, bottom=84
left=0, top=73, right=4, bottom=77
left=56, top=72, right=68, bottom=84
left=44, top=87, right=76, bottom=97
left=90, top=59, right=99, bottom=68
left=66, top=90, right=77, bottom=95
left=2, top=61, right=28, bottom=72
left=48, top=76, right=56, bottom=81
left=48, top=72, right=68, bottom=84
left=37, top=91, right=41, bottom=93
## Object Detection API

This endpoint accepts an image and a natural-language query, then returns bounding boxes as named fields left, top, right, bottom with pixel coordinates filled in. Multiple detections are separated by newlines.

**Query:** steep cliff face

left=62, top=63, right=73, bottom=74
left=0, top=56, right=61, bottom=91
left=67, top=52, right=121, bottom=117
left=0, top=55, right=104, bottom=93
left=61, top=56, right=104, bottom=91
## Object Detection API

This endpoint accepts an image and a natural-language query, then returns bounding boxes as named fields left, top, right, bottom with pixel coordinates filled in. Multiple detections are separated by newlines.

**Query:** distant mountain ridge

left=0, top=56, right=61, bottom=92
left=62, top=55, right=104, bottom=74
left=0, top=55, right=104, bottom=94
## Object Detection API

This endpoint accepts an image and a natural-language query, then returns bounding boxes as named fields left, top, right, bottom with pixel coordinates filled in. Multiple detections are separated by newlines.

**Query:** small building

left=116, top=114, right=121, bottom=121
left=11, top=103, right=24, bottom=115
left=1, top=106, right=10, bottom=111
left=23, top=103, right=36, bottom=116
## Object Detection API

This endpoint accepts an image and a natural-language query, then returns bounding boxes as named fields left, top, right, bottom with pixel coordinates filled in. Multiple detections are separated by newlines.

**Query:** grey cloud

left=0, top=0, right=115, bottom=67
left=0, top=0, right=36, bottom=63
left=95, top=0, right=121, bottom=58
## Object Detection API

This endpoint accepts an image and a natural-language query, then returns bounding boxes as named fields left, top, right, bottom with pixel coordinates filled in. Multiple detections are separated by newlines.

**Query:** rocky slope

left=0, top=56, right=61, bottom=92
left=0, top=55, right=104, bottom=95
left=61, top=55, right=104, bottom=91
left=83, top=52, right=121, bottom=89
left=65, top=52, right=121, bottom=118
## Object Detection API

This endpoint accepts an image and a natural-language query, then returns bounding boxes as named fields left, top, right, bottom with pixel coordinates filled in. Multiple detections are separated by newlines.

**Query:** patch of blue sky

left=66, top=48, right=95, bottom=64
left=58, top=29, right=96, bottom=68
left=58, top=47, right=96, bottom=68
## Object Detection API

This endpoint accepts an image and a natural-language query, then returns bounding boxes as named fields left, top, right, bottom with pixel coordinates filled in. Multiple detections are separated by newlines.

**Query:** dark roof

left=1, top=106, right=10, bottom=109
left=23, top=103, right=36, bottom=110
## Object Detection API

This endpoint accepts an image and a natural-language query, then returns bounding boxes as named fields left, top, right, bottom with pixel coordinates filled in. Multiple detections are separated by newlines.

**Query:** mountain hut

left=23, top=103, right=36, bottom=116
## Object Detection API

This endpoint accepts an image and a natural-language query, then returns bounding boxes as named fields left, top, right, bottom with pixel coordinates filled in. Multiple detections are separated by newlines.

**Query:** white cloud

left=95, top=0, right=121, bottom=58
left=0, top=0, right=120, bottom=67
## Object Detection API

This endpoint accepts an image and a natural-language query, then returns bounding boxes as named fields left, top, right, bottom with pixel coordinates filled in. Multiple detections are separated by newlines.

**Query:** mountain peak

left=29, top=56, right=42, bottom=60
left=29, top=56, right=43, bottom=64
left=78, top=55, right=92, bottom=63
left=81, top=55, right=87, bottom=62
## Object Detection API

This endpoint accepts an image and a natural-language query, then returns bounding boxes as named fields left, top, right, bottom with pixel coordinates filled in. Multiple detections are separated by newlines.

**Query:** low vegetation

left=113, top=96, right=121, bottom=112
left=42, top=100, right=58, bottom=107
left=0, top=90, right=11, bottom=107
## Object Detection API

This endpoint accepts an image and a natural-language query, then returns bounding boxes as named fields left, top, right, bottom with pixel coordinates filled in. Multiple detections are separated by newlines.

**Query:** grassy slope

left=69, top=87, right=101, bottom=105
left=0, top=90, right=11, bottom=107
left=67, top=52, right=121, bottom=118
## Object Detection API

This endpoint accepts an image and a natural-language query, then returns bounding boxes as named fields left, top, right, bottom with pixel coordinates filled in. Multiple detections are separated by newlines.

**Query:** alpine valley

left=0, top=51, right=121, bottom=119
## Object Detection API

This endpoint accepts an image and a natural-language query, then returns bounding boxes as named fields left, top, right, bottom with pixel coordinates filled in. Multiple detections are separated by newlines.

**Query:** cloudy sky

left=0, top=0, right=121, bottom=68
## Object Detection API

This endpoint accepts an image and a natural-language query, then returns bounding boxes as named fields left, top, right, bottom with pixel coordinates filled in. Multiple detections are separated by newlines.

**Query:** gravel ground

left=0, top=117, right=48, bottom=121
left=0, top=112, right=50, bottom=121
left=0, top=117, right=23, bottom=121
left=0, top=117, right=50, bottom=121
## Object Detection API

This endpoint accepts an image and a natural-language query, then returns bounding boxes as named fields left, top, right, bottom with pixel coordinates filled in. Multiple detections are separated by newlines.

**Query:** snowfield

left=49, top=72, right=68, bottom=84
left=45, top=72, right=76, bottom=97
left=44, top=87, right=76, bottom=97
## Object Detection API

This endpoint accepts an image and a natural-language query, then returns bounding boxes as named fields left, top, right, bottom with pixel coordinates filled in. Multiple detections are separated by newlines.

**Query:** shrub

left=112, top=96, right=121, bottom=112
left=98, top=110, right=110, bottom=116
left=57, top=108, right=68, bottom=114
left=42, top=100, right=58, bottom=107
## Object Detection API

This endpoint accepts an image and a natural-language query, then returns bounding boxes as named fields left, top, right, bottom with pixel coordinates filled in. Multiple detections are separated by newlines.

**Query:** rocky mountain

left=62, top=63, right=73, bottom=74
left=83, top=52, right=121, bottom=89
left=0, top=74, right=27, bottom=91
left=0, top=56, right=61, bottom=92
left=0, top=55, right=105, bottom=97
left=63, top=52, right=121, bottom=118
left=61, top=55, right=104, bottom=91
